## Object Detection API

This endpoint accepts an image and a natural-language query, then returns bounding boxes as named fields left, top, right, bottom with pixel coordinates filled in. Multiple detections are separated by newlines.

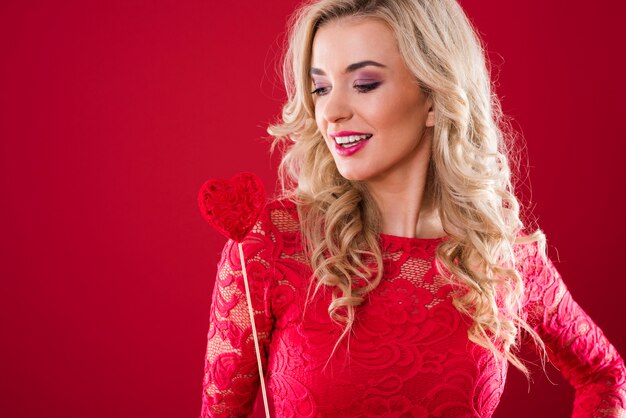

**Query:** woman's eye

left=354, top=82, right=381, bottom=93
left=311, top=86, right=330, bottom=96
left=311, top=82, right=381, bottom=96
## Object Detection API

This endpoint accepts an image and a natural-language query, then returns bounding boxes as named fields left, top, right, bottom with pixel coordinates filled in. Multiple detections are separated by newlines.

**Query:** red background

left=1, top=1, right=624, bottom=417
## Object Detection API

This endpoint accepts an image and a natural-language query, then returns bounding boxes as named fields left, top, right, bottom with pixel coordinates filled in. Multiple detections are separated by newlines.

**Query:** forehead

left=310, top=17, right=400, bottom=71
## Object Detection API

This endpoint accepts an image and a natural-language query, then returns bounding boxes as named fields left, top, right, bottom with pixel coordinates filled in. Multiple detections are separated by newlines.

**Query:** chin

left=337, top=169, right=369, bottom=182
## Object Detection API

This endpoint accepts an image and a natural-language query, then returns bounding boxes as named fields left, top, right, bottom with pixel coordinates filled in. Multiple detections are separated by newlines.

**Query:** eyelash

left=310, top=82, right=381, bottom=96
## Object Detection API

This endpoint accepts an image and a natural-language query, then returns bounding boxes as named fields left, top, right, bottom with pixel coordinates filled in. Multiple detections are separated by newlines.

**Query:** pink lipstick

left=330, top=131, right=372, bottom=157
left=334, top=139, right=370, bottom=156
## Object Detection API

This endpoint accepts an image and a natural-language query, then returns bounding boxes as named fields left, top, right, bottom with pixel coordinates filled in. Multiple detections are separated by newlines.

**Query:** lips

left=334, top=134, right=372, bottom=146
left=333, top=136, right=371, bottom=157
left=328, top=130, right=373, bottom=156
left=329, top=130, right=372, bottom=139
left=330, top=130, right=373, bottom=148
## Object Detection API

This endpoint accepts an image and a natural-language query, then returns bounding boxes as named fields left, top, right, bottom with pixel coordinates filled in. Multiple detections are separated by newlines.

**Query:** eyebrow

left=309, top=60, right=387, bottom=76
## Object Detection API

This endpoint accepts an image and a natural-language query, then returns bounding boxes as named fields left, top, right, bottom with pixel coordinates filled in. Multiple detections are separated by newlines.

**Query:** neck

left=364, top=137, right=444, bottom=239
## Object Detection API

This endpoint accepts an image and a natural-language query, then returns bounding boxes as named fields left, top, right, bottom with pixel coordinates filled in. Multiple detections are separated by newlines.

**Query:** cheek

left=368, top=85, right=426, bottom=127
left=314, top=112, right=332, bottom=147
left=384, top=105, right=426, bottom=142
left=314, top=107, right=325, bottom=132
left=358, top=91, right=405, bottom=129
left=314, top=113, right=322, bottom=131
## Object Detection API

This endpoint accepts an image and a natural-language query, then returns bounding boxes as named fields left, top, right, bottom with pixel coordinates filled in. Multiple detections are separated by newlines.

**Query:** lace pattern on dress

left=199, top=199, right=626, bottom=418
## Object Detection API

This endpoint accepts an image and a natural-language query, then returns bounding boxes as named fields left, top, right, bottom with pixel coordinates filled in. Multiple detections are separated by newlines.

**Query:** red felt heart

left=197, top=172, right=266, bottom=242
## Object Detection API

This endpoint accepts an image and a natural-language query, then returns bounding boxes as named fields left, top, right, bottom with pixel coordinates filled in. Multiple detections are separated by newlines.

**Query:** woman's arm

left=520, top=242, right=626, bottom=417
left=199, top=227, right=276, bottom=418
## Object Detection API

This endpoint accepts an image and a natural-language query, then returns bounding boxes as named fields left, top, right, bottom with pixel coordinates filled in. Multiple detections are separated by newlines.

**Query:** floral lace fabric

left=199, top=199, right=626, bottom=417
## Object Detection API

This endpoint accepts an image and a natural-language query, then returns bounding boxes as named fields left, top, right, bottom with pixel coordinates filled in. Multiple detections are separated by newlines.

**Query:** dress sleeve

left=519, top=242, right=626, bottom=417
left=199, top=219, right=276, bottom=418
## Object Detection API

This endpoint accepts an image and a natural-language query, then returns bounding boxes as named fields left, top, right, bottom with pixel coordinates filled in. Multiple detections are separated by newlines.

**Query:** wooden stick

left=237, top=242, right=270, bottom=418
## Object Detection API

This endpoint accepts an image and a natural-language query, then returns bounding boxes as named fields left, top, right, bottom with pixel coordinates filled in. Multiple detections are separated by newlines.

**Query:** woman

left=199, top=0, right=626, bottom=416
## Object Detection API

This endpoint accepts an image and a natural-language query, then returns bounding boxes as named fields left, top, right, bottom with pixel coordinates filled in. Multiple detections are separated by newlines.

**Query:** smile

left=334, top=134, right=373, bottom=147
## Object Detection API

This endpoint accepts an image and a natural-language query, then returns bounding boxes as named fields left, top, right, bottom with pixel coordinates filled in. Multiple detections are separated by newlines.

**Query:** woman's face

left=310, top=17, right=434, bottom=184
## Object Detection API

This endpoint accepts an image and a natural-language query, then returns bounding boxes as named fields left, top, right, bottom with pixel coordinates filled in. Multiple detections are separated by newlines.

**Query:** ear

left=425, top=97, right=435, bottom=128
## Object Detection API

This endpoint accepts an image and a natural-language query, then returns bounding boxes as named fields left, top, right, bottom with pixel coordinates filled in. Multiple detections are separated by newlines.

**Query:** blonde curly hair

left=268, top=0, right=547, bottom=376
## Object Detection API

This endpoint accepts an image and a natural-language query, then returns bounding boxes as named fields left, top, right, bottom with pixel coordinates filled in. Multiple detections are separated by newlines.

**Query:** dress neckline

left=270, top=198, right=448, bottom=251
left=378, top=232, right=447, bottom=252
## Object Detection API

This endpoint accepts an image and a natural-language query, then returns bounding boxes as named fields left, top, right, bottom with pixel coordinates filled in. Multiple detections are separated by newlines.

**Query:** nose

left=321, top=88, right=353, bottom=124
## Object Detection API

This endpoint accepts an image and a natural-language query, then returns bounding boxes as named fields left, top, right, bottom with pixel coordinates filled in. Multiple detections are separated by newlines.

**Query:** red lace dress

left=199, top=198, right=626, bottom=417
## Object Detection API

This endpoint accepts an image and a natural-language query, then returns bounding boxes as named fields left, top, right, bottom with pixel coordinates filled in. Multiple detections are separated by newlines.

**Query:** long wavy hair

left=267, top=0, right=547, bottom=376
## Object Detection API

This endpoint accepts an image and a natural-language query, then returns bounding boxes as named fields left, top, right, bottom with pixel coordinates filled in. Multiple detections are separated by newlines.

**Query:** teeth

left=334, top=134, right=372, bottom=144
